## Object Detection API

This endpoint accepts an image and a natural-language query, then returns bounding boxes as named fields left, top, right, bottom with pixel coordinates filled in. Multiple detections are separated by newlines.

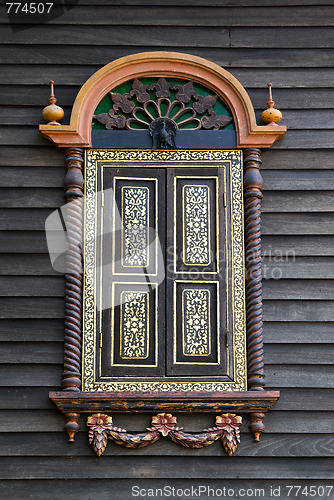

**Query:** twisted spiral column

left=62, top=147, right=84, bottom=392
left=244, top=148, right=265, bottom=392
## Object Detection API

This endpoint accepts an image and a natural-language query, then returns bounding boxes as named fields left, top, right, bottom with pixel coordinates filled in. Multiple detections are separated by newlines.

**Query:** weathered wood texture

left=0, top=456, right=333, bottom=479
left=1, top=1, right=333, bottom=496
left=2, top=6, right=334, bottom=26
left=1, top=432, right=334, bottom=457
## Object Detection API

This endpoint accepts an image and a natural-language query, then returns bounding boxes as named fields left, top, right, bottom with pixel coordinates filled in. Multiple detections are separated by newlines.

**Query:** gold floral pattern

left=183, top=289, right=210, bottom=356
left=120, top=291, right=149, bottom=359
left=82, top=153, right=98, bottom=390
left=122, top=186, right=149, bottom=267
left=183, top=185, right=210, bottom=265
left=230, top=154, right=247, bottom=390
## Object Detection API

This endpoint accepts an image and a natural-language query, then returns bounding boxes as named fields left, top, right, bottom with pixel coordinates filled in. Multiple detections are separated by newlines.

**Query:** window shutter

left=100, top=167, right=166, bottom=377
left=166, top=167, right=228, bottom=376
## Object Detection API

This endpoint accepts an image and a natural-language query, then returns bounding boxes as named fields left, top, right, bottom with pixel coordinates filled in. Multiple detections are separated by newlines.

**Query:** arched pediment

left=39, top=51, right=286, bottom=148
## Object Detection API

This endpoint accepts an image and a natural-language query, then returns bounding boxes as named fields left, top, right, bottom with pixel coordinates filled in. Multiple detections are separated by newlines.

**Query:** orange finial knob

left=261, top=82, right=282, bottom=126
left=267, top=83, right=274, bottom=108
left=49, top=80, right=56, bottom=105
left=42, top=80, right=64, bottom=125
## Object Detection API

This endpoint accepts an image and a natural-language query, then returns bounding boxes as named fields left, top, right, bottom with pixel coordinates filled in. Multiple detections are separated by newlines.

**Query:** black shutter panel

left=166, top=167, right=228, bottom=376
left=100, top=167, right=166, bottom=377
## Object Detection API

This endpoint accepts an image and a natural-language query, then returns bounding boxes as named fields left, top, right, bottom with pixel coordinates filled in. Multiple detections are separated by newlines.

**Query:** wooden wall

left=1, top=1, right=333, bottom=498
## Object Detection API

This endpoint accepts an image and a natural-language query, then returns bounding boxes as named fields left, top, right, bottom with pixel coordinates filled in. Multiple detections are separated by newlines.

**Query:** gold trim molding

left=82, top=149, right=247, bottom=392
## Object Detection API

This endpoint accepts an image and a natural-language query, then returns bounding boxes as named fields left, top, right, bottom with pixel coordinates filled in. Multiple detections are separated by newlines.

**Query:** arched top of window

left=39, top=51, right=285, bottom=148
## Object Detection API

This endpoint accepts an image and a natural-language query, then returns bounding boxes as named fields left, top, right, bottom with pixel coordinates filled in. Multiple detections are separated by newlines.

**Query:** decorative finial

left=42, top=80, right=64, bottom=125
left=261, top=83, right=282, bottom=126
left=49, top=80, right=56, bottom=104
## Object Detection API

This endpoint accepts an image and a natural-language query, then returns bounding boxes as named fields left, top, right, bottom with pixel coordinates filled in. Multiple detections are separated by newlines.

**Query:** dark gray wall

left=0, top=1, right=333, bottom=498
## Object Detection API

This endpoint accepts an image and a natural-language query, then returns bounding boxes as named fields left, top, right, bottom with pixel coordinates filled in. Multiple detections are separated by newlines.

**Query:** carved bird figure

left=149, top=118, right=177, bottom=151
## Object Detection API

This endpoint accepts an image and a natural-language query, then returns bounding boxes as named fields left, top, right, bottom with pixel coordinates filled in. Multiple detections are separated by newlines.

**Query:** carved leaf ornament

left=93, top=78, right=233, bottom=132
left=87, top=412, right=242, bottom=456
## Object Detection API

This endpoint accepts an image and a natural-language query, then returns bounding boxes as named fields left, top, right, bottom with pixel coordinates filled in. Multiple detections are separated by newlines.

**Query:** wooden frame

left=82, top=149, right=247, bottom=393
left=40, top=51, right=286, bottom=454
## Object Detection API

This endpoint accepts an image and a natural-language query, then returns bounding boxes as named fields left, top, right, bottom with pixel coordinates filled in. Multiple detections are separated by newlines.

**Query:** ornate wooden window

left=40, top=52, right=286, bottom=456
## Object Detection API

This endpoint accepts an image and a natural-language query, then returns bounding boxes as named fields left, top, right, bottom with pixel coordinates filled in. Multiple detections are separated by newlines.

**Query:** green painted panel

left=92, top=78, right=234, bottom=131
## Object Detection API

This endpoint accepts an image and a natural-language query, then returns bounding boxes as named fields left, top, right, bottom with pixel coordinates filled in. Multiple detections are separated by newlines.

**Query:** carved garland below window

left=88, top=413, right=242, bottom=456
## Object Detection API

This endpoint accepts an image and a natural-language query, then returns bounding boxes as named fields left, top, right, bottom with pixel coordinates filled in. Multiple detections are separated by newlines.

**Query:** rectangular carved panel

left=113, top=177, right=158, bottom=276
left=175, top=176, right=218, bottom=274
left=121, top=186, right=149, bottom=268
left=183, top=185, right=210, bottom=266
left=120, top=291, right=149, bottom=359
left=172, top=281, right=223, bottom=376
left=107, top=282, right=159, bottom=377
left=182, top=288, right=211, bottom=356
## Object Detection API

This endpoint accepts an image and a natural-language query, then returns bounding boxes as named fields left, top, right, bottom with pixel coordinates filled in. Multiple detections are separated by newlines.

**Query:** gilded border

left=82, top=149, right=246, bottom=392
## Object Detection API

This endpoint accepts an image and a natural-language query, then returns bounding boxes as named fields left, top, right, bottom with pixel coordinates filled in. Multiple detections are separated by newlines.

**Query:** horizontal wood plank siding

left=0, top=456, right=333, bottom=479
left=2, top=6, right=334, bottom=27
left=0, top=1, right=333, bottom=496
